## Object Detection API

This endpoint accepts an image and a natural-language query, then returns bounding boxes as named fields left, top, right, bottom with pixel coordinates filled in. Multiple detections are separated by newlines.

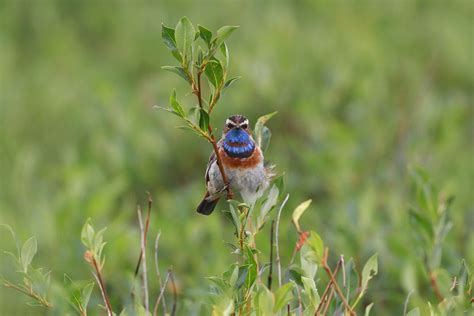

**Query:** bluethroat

left=196, top=115, right=269, bottom=215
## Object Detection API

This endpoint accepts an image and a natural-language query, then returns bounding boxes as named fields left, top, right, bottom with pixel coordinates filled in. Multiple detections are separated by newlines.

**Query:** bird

left=196, top=114, right=270, bottom=215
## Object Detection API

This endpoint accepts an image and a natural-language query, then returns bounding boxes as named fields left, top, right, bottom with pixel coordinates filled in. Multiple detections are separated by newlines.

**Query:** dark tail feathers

left=196, top=194, right=220, bottom=215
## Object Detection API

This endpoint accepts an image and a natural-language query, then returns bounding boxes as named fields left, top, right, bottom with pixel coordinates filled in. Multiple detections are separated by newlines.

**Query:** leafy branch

left=157, top=17, right=241, bottom=200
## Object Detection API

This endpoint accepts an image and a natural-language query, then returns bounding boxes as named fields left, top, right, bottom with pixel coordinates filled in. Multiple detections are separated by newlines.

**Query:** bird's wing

left=205, top=138, right=224, bottom=184
left=205, top=151, right=216, bottom=184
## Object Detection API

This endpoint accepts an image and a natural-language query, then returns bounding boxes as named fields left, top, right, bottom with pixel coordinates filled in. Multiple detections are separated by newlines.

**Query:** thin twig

left=169, top=269, right=177, bottom=316
left=2, top=279, right=52, bottom=308
left=134, top=194, right=152, bottom=277
left=321, top=248, right=355, bottom=316
left=90, top=256, right=113, bottom=316
left=403, top=289, right=415, bottom=315
left=429, top=270, right=445, bottom=302
left=275, top=194, right=290, bottom=287
left=321, top=288, right=334, bottom=315
left=154, top=231, right=167, bottom=315
left=153, top=270, right=171, bottom=316
left=296, top=285, right=303, bottom=316
left=315, top=257, right=343, bottom=316
left=193, top=63, right=233, bottom=200
left=267, top=220, right=275, bottom=290
left=137, top=206, right=149, bottom=314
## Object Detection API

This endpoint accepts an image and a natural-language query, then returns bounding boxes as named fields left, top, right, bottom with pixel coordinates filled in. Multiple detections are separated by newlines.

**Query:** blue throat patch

left=223, top=129, right=255, bottom=158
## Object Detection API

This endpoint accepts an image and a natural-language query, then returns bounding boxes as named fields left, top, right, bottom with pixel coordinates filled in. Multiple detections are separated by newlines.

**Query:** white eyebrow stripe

left=226, top=119, right=237, bottom=126
left=239, top=119, right=249, bottom=126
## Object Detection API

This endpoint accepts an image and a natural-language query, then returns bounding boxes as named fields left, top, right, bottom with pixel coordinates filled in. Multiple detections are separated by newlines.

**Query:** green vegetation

left=0, top=1, right=472, bottom=315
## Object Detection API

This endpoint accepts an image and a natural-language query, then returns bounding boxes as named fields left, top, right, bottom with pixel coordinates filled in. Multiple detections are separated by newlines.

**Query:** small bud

left=84, top=250, right=94, bottom=264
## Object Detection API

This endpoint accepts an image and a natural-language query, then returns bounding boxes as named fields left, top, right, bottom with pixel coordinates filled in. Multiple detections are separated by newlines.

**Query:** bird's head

left=223, top=114, right=250, bottom=134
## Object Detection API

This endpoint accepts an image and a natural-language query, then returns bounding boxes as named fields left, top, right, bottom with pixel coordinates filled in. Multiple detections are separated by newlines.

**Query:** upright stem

left=321, top=248, right=354, bottom=316
left=194, top=68, right=233, bottom=200
left=137, top=206, right=149, bottom=314
left=275, top=194, right=290, bottom=287
left=267, top=220, right=275, bottom=290
left=91, top=257, right=113, bottom=316
left=429, top=270, right=444, bottom=302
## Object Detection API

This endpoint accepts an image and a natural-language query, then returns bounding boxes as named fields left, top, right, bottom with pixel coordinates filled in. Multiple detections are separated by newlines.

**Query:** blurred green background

left=0, top=0, right=472, bottom=315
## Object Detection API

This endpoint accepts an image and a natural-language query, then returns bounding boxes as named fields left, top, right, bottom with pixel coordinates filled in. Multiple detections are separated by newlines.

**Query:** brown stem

left=91, top=257, right=113, bottom=316
left=322, top=288, right=334, bottom=315
left=153, top=270, right=171, bottom=316
left=137, top=206, right=149, bottom=314
left=153, top=232, right=167, bottom=315
left=267, top=220, right=275, bottom=290
left=429, top=270, right=444, bottom=302
left=195, top=66, right=233, bottom=200
left=134, top=193, right=152, bottom=277
left=321, top=248, right=355, bottom=316
left=169, top=269, right=177, bottom=316
left=275, top=194, right=289, bottom=287
left=2, top=279, right=52, bottom=308
left=315, top=258, right=342, bottom=316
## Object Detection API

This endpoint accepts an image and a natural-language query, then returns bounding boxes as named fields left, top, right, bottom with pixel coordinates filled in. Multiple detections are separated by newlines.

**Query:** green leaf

left=307, top=231, right=324, bottom=262
left=220, top=42, right=230, bottom=68
left=214, top=25, right=239, bottom=48
left=361, top=253, right=378, bottom=292
left=229, top=264, right=239, bottom=288
left=20, top=237, right=37, bottom=272
left=244, top=246, right=258, bottom=289
left=161, top=66, right=191, bottom=84
left=223, top=76, right=241, bottom=90
left=365, top=302, right=374, bottom=316
left=196, top=47, right=204, bottom=67
left=259, top=126, right=272, bottom=152
left=406, top=308, right=420, bottom=316
left=257, top=185, right=279, bottom=229
left=301, top=276, right=320, bottom=309
left=273, top=283, right=294, bottom=312
left=175, top=17, right=195, bottom=64
left=204, top=59, right=224, bottom=88
left=235, top=265, right=249, bottom=289
left=300, top=245, right=317, bottom=279
left=161, top=24, right=181, bottom=62
left=274, top=175, right=286, bottom=196
left=169, top=90, right=186, bottom=118
left=254, top=111, right=277, bottom=150
left=286, top=265, right=304, bottom=287
left=161, top=24, right=176, bottom=50
left=198, top=109, right=209, bottom=131
left=292, top=199, right=312, bottom=233
left=80, top=283, right=94, bottom=310
left=198, top=25, right=212, bottom=47
left=255, top=284, right=274, bottom=316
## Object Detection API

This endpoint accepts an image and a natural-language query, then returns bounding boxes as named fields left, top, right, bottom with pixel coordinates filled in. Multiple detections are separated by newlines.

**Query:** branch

left=134, top=193, right=153, bottom=277
left=194, top=64, right=233, bottom=200
left=137, top=206, right=149, bottom=314
left=153, top=231, right=167, bottom=315
left=429, top=270, right=445, bottom=302
left=275, top=194, right=289, bottom=287
left=315, top=256, right=343, bottom=316
left=321, top=248, right=354, bottom=316
left=267, top=220, right=275, bottom=290
left=2, top=279, right=52, bottom=308
left=169, top=269, right=177, bottom=316
left=153, top=270, right=171, bottom=316
left=84, top=252, right=113, bottom=316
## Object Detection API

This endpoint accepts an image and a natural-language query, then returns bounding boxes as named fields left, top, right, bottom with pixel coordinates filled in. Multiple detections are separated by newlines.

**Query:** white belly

left=208, top=161, right=268, bottom=204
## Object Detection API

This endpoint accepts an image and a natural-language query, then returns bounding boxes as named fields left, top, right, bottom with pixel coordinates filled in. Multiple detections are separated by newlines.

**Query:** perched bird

left=197, top=114, right=269, bottom=215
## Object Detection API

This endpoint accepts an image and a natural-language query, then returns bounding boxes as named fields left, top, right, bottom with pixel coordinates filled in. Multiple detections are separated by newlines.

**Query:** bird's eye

left=227, top=123, right=234, bottom=129
left=241, top=124, right=248, bottom=129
